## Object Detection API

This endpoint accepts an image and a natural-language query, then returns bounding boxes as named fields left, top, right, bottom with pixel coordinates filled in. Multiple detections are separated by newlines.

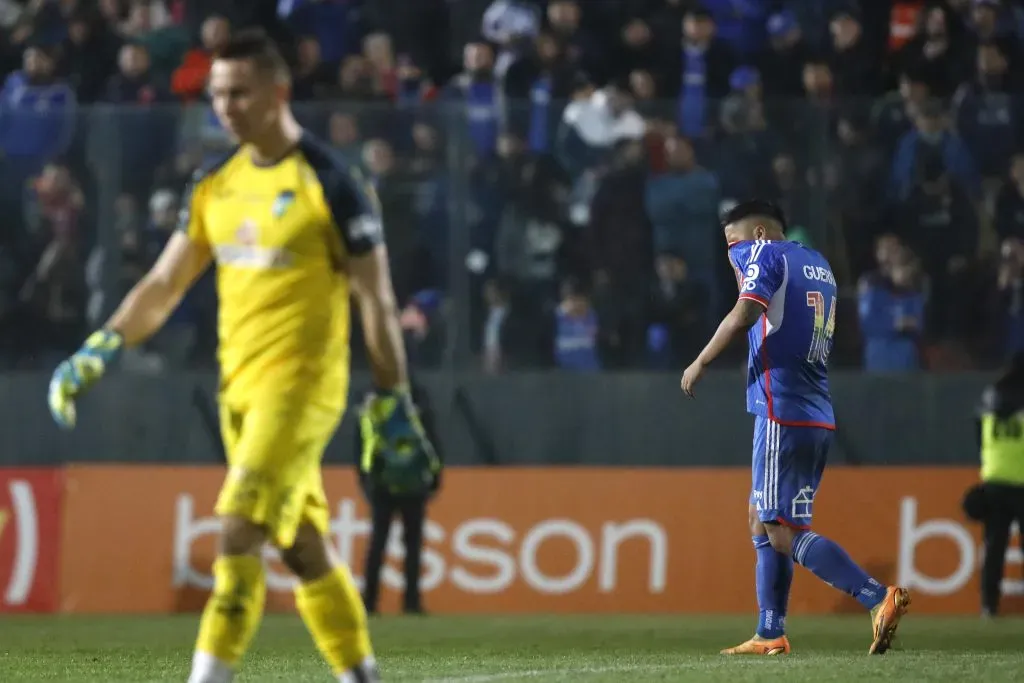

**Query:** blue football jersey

left=728, top=239, right=836, bottom=428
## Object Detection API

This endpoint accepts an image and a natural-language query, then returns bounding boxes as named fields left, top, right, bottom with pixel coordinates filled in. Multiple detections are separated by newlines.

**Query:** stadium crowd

left=1, top=0, right=1023, bottom=373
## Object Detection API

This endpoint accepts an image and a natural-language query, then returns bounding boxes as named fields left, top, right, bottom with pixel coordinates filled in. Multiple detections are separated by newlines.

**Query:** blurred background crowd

left=1, top=0, right=1022, bottom=374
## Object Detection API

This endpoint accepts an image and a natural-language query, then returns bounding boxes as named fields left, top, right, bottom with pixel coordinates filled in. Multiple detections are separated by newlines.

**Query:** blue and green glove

left=359, top=387, right=439, bottom=495
left=48, top=329, right=124, bottom=429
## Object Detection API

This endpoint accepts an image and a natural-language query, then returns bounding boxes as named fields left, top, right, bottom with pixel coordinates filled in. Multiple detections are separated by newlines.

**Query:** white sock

left=188, top=651, right=235, bottom=683
left=338, top=655, right=379, bottom=682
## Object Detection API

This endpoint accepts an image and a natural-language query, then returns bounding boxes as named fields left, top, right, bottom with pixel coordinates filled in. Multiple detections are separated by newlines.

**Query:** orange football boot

left=869, top=586, right=912, bottom=654
left=720, top=635, right=791, bottom=655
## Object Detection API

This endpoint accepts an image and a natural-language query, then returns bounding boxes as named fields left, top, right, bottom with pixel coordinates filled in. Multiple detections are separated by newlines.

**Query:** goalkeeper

left=45, top=30, right=434, bottom=683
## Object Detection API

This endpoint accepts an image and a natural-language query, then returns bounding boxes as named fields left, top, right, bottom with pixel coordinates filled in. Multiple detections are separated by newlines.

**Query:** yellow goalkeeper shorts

left=215, top=397, right=343, bottom=549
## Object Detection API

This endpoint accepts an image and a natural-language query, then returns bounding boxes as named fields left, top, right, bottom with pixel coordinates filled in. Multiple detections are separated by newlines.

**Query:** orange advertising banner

left=58, top=465, right=1023, bottom=615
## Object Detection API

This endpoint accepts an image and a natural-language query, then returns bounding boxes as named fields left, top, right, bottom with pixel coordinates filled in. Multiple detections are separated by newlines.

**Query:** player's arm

left=693, top=298, right=765, bottom=368
left=348, top=245, right=408, bottom=390
left=47, top=170, right=214, bottom=428
left=106, top=233, right=211, bottom=345
left=682, top=248, right=781, bottom=397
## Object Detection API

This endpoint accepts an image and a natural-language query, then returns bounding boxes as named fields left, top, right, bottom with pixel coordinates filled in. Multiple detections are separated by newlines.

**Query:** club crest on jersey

left=272, top=190, right=296, bottom=219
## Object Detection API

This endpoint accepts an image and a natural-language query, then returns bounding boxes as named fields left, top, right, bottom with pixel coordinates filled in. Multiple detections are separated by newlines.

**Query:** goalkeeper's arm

left=105, top=232, right=211, bottom=345
left=348, top=244, right=408, bottom=391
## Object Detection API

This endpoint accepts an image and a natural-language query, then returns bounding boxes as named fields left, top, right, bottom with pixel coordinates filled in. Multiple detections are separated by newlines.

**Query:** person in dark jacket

left=965, top=353, right=1024, bottom=617
left=356, top=381, right=442, bottom=615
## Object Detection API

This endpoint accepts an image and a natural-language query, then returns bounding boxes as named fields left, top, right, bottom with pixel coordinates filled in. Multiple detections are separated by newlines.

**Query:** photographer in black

left=964, top=352, right=1024, bottom=617
left=356, top=381, right=442, bottom=615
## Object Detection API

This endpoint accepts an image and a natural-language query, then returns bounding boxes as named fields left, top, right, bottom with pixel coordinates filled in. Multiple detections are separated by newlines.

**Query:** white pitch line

left=423, top=663, right=677, bottom=682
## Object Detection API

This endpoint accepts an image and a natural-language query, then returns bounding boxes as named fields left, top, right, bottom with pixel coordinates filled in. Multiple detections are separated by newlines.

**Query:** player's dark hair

left=214, top=28, right=289, bottom=81
left=720, top=199, right=788, bottom=233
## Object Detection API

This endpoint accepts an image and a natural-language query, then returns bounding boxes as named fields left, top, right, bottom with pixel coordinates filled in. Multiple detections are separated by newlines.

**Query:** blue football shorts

left=750, top=415, right=833, bottom=528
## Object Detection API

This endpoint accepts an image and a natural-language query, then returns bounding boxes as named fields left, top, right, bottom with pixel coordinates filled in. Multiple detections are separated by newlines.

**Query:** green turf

left=1, top=614, right=1023, bottom=681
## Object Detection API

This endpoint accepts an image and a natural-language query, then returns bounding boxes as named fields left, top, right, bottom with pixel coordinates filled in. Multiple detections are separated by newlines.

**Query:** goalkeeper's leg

left=188, top=516, right=268, bottom=683
left=281, top=523, right=380, bottom=682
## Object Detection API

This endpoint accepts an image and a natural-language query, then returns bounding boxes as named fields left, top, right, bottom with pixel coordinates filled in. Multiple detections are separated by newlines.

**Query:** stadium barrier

left=1, top=466, right=1021, bottom=615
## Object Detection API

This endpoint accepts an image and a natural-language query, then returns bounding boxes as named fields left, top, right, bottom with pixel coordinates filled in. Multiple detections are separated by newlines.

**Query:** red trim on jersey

left=775, top=516, right=812, bottom=531
left=759, top=315, right=837, bottom=431
left=739, top=293, right=769, bottom=308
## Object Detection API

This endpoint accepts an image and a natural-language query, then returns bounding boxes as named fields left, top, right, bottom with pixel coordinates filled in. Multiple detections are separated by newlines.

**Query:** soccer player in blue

left=681, top=200, right=911, bottom=656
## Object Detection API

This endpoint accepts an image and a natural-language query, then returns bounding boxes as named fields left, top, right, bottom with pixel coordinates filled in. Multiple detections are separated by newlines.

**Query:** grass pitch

left=1, top=614, right=1023, bottom=682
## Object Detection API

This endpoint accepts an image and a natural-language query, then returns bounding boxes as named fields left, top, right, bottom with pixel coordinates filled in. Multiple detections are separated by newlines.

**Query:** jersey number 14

left=806, top=291, right=836, bottom=365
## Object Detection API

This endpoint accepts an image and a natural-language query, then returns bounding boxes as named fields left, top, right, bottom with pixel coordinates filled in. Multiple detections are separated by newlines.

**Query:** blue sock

left=792, top=531, right=885, bottom=610
left=754, top=535, right=793, bottom=638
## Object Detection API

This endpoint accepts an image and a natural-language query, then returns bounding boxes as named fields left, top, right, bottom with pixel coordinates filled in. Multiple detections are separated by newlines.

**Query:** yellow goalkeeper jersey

left=177, top=132, right=383, bottom=411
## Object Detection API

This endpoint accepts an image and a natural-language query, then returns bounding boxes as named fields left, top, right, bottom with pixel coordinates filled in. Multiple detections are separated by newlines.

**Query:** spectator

left=362, top=138, right=423, bottom=305
left=890, top=99, right=981, bottom=201
left=328, top=54, right=389, bottom=102
left=482, top=0, right=540, bottom=83
left=967, top=0, right=1021, bottom=68
left=408, top=122, right=448, bottom=287
left=586, top=139, right=652, bottom=361
left=0, top=44, right=76, bottom=223
left=858, top=239, right=927, bottom=372
left=362, top=32, right=398, bottom=98
left=674, top=7, right=734, bottom=141
left=828, top=7, right=881, bottom=98
left=872, top=68, right=934, bottom=155
left=553, top=276, right=600, bottom=372
left=834, top=110, right=888, bottom=274
left=105, top=42, right=173, bottom=201
left=105, top=42, right=165, bottom=104
left=447, top=42, right=502, bottom=160
left=292, top=36, right=333, bottom=101
left=615, top=17, right=662, bottom=85
left=19, top=162, right=86, bottom=359
left=889, top=0, right=926, bottom=54
left=481, top=277, right=510, bottom=374
left=62, top=8, right=122, bottom=103
left=399, top=289, right=445, bottom=369
left=648, top=250, right=709, bottom=365
left=556, top=80, right=644, bottom=181
left=117, top=0, right=174, bottom=39
left=281, top=0, right=363, bottom=66
left=171, top=14, right=229, bottom=101
left=546, top=0, right=602, bottom=79
left=899, top=3, right=968, bottom=97
left=504, top=31, right=578, bottom=155
left=953, top=41, right=1020, bottom=179
left=995, top=153, right=1024, bottom=241
left=992, top=237, right=1024, bottom=356
left=701, top=0, right=770, bottom=58
left=760, top=10, right=811, bottom=98
left=894, top=153, right=978, bottom=338
left=493, top=133, right=569, bottom=307
left=645, top=135, right=721, bottom=310
left=327, top=112, right=362, bottom=161
left=715, top=93, right=780, bottom=201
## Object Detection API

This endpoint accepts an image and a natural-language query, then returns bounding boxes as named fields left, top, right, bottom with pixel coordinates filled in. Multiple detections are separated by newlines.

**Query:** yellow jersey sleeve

left=296, top=135, right=384, bottom=257
left=176, top=148, right=239, bottom=245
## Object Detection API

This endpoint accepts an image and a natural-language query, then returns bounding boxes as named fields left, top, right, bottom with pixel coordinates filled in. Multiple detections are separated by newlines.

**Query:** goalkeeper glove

left=48, top=329, right=124, bottom=429
left=359, top=387, right=439, bottom=494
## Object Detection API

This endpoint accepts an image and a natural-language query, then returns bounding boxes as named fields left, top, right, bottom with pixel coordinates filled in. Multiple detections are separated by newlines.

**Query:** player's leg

left=980, top=486, right=1013, bottom=617
left=722, top=417, right=793, bottom=656
left=276, top=406, right=379, bottom=682
left=362, top=490, right=396, bottom=615
left=188, top=405, right=268, bottom=683
left=281, top=520, right=380, bottom=682
left=397, top=495, right=426, bottom=613
left=761, top=424, right=909, bottom=654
